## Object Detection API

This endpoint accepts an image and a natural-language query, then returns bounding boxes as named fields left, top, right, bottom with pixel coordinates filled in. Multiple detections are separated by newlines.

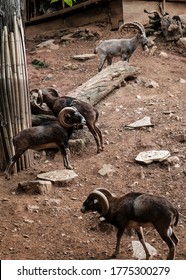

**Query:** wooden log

left=32, top=114, right=57, bottom=126
left=68, top=61, right=140, bottom=105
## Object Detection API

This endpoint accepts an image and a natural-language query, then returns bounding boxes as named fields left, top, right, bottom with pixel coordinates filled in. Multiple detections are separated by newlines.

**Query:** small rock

left=135, top=150, right=171, bottom=164
left=163, top=156, right=180, bottom=166
left=159, top=51, right=168, bottom=58
left=177, top=37, right=186, bottom=49
left=178, top=78, right=186, bottom=84
left=27, top=205, right=39, bottom=212
left=69, top=139, right=85, bottom=151
left=37, top=39, right=55, bottom=48
left=61, top=34, right=75, bottom=41
left=145, top=79, right=159, bottom=88
left=98, top=164, right=116, bottom=176
left=149, top=45, right=157, bottom=56
left=23, top=218, right=34, bottom=224
left=63, top=63, right=79, bottom=70
left=125, top=116, right=154, bottom=129
left=44, top=198, right=61, bottom=206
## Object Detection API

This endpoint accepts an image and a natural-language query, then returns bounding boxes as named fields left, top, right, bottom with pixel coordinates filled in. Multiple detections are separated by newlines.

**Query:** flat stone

left=135, top=150, right=171, bottom=164
left=17, top=180, right=52, bottom=195
left=132, top=240, right=157, bottom=260
left=126, top=116, right=154, bottom=129
left=72, top=54, right=96, bottom=61
left=37, top=170, right=78, bottom=184
left=37, top=39, right=55, bottom=48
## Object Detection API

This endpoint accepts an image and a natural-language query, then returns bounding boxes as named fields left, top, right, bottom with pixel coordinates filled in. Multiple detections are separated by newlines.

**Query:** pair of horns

left=119, top=21, right=146, bottom=37
left=87, top=188, right=116, bottom=217
left=30, top=87, right=59, bottom=107
left=58, top=106, right=79, bottom=128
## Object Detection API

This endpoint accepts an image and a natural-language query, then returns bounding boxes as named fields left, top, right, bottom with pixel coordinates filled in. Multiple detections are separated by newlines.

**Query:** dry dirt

left=0, top=24, right=186, bottom=260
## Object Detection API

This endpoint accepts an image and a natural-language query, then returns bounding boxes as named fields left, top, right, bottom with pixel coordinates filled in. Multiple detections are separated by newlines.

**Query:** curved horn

left=58, top=106, right=78, bottom=128
left=144, top=9, right=161, bottom=18
left=46, top=87, right=59, bottom=97
left=30, top=88, right=43, bottom=106
left=37, top=89, right=44, bottom=106
left=119, top=22, right=145, bottom=37
left=88, top=190, right=109, bottom=217
left=95, top=188, right=116, bottom=198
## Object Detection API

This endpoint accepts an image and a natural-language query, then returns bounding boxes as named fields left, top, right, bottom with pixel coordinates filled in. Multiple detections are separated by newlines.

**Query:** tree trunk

left=31, top=61, right=139, bottom=127
left=68, top=61, right=139, bottom=105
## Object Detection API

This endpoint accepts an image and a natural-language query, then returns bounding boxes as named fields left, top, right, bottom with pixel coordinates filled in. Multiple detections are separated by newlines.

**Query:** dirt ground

left=0, top=24, right=186, bottom=260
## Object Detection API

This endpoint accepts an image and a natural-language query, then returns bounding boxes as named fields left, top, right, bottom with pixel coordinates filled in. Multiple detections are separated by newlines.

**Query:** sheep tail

left=174, top=209, right=179, bottom=226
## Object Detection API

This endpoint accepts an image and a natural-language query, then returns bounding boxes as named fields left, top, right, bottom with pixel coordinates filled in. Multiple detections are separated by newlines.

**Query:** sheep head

left=119, top=22, right=148, bottom=51
left=30, top=88, right=53, bottom=115
left=81, top=189, right=111, bottom=217
left=58, top=106, right=86, bottom=128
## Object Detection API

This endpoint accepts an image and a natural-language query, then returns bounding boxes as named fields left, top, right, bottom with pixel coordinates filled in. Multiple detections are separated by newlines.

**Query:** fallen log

left=68, top=61, right=140, bottom=105
left=31, top=61, right=140, bottom=125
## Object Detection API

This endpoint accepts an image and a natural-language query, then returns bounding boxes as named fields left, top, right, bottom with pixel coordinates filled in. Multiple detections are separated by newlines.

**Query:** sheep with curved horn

left=4, top=107, right=86, bottom=179
left=81, top=188, right=179, bottom=260
left=35, top=88, right=104, bottom=153
left=94, top=21, right=148, bottom=71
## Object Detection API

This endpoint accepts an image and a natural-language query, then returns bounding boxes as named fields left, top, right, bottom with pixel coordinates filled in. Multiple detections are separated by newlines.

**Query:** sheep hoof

left=111, top=252, right=117, bottom=259
left=97, top=148, right=103, bottom=153
left=4, top=172, right=10, bottom=180
left=66, top=165, right=73, bottom=170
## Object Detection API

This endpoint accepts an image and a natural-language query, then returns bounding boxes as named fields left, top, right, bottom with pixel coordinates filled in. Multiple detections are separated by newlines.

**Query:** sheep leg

left=112, top=228, right=125, bottom=258
left=171, top=231, right=179, bottom=245
left=86, top=123, right=102, bottom=153
left=98, top=54, right=107, bottom=72
left=95, top=126, right=104, bottom=151
left=4, top=148, right=28, bottom=179
left=135, top=227, right=151, bottom=260
left=59, top=145, right=72, bottom=169
left=107, top=57, right=113, bottom=66
left=155, top=225, right=176, bottom=260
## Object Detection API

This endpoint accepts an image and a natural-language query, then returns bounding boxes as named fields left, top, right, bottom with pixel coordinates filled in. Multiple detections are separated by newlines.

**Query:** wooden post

left=122, top=0, right=124, bottom=23
left=162, top=0, right=166, bottom=10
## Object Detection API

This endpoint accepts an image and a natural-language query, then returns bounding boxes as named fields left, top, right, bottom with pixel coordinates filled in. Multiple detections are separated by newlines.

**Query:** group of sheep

left=4, top=21, right=179, bottom=260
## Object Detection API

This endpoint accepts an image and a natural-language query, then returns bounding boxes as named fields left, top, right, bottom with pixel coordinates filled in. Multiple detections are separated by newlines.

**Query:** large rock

left=37, top=169, right=78, bottom=187
left=17, top=180, right=52, bottom=195
left=135, top=150, right=171, bottom=164
left=132, top=240, right=157, bottom=260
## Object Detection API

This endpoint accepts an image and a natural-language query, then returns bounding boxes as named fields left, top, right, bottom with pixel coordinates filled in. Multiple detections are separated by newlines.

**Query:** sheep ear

left=94, top=199, right=98, bottom=204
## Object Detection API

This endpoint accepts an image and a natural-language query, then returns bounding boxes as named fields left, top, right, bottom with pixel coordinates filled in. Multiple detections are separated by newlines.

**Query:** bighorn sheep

left=35, top=88, right=104, bottom=153
left=81, top=188, right=179, bottom=260
left=94, top=22, right=148, bottom=72
left=4, top=107, right=86, bottom=179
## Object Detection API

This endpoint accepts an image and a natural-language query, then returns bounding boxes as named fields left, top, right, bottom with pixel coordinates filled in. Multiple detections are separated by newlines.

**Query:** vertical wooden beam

left=122, top=0, right=124, bottom=23
left=162, top=0, right=166, bottom=10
